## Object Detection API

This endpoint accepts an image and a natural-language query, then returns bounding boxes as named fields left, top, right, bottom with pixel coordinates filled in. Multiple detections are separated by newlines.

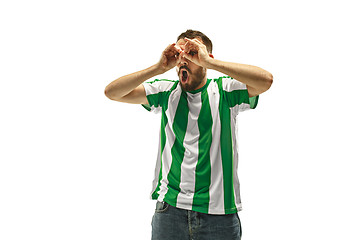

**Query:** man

left=105, top=30, right=273, bottom=240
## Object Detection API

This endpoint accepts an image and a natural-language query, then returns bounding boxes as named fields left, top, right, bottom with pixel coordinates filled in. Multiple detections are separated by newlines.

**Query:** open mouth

left=181, top=69, right=189, bottom=83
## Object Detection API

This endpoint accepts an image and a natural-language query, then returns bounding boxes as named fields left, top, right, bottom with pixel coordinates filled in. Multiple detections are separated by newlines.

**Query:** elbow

left=265, top=73, right=273, bottom=91
left=104, top=87, right=111, bottom=99
left=104, top=87, right=116, bottom=100
left=104, top=87, right=125, bottom=102
left=258, top=73, right=273, bottom=94
left=249, top=73, right=273, bottom=97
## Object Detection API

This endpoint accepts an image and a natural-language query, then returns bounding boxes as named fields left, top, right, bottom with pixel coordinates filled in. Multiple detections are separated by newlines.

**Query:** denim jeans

left=151, top=201, right=242, bottom=240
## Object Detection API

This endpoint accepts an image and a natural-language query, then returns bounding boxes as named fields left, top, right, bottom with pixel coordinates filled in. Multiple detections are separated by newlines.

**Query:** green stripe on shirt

left=217, top=78, right=237, bottom=214
left=151, top=114, right=168, bottom=199
left=192, top=89, right=213, bottom=213
left=164, top=92, right=189, bottom=205
left=224, top=89, right=250, bottom=108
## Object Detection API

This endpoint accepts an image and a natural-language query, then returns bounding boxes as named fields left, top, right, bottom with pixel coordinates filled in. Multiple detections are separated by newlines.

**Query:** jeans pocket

left=155, top=201, right=169, bottom=213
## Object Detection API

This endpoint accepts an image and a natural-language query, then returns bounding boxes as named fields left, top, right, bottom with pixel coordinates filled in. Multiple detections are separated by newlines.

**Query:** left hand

left=180, top=38, right=213, bottom=68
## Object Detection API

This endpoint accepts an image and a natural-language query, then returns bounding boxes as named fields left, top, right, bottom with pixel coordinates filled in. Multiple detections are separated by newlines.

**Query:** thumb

left=182, top=52, right=195, bottom=63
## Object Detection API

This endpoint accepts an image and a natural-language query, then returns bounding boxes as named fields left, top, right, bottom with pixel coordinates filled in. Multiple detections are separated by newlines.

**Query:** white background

left=1, top=0, right=359, bottom=239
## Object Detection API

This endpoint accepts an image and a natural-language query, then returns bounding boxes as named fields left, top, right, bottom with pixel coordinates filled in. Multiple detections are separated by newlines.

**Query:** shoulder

left=211, top=76, right=247, bottom=92
left=143, top=79, right=178, bottom=94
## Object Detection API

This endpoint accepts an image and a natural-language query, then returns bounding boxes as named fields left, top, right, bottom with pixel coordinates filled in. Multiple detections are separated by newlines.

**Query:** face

left=175, top=38, right=207, bottom=92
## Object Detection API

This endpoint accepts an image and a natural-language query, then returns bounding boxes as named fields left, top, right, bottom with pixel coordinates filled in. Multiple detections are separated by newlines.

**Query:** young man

left=105, top=30, right=273, bottom=240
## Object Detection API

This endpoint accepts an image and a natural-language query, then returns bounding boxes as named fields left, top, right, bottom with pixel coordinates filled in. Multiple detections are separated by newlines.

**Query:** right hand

left=156, top=43, right=183, bottom=74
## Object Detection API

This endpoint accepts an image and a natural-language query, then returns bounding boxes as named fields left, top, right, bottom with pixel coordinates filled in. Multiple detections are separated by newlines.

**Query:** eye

left=189, top=51, right=196, bottom=56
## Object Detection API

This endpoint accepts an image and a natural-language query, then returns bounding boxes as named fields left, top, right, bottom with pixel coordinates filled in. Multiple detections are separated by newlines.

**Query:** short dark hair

left=177, top=29, right=213, bottom=54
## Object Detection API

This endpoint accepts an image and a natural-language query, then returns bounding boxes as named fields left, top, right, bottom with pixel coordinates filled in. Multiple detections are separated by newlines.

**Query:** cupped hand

left=181, top=38, right=213, bottom=68
left=156, top=43, right=182, bottom=73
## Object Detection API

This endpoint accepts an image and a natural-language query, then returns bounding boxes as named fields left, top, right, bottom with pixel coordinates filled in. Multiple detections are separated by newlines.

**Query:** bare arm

left=104, top=64, right=161, bottom=104
left=104, top=43, right=182, bottom=104
left=206, top=59, right=273, bottom=97
left=181, top=38, right=273, bottom=97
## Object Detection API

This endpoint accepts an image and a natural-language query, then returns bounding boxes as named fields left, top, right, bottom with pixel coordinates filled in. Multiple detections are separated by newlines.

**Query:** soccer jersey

left=142, top=76, right=258, bottom=215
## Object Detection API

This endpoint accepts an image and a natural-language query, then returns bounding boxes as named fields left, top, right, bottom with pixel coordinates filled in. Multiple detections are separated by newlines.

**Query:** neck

left=193, top=76, right=208, bottom=91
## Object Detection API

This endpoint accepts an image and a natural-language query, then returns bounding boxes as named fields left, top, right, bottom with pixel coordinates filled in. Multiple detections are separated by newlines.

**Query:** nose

left=180, top=55, right=188, bottom=65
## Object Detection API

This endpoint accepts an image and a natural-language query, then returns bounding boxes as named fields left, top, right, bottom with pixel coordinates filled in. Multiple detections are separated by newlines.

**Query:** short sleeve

left=141, top=79, right=176, bottom=114
left=219, top=76, right=259, bottom=114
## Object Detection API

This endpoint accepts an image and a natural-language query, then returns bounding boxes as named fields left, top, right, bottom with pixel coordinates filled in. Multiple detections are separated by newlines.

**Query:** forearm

left=207, top=59, right=273, bottom=95
left=105, top=64, right=162, bottom=100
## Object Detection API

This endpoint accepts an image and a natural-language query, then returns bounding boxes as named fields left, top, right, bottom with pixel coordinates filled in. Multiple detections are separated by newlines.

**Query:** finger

left=184, top=43, right=197, bottom=56
left=185, top=38, right=206, bottom=53
left=184, top=37, right=196, bottom=43
left=184, top=37, right=202, bottom=46
left=166, top=43, right=176, bottom=49
left=173, top=45, right=183, bottom=57
left=169, top=43, right=182, bottom=53
left=167, top=44, right=183, bottom=57
left=174, top=44, right=183, bottom=53
left=184, top=38, right=195, bottom=49
left=164, top=45, right=180, bottom=57
left=184, top=42, right=198, bottom=56
left=192, top=38, right=204, bottom=45
left=182, top=51, right=194, bottom=62
left=164, top=43, right=178, bottom=54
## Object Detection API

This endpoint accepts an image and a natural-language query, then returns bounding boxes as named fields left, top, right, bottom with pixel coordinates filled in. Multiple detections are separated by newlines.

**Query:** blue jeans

left=151, top=201, right=242, bottom=240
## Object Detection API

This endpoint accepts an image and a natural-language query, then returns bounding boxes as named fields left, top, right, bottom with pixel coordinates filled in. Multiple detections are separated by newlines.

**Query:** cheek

left=188, top=63, right=199, bottom=73
left=192, top=66, right=205, bottom=76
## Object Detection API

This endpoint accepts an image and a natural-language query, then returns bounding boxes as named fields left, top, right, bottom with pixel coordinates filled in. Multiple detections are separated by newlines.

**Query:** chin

left=180, top=82, right=190, bottom=91
left=180, top=81, right=200, bottom=92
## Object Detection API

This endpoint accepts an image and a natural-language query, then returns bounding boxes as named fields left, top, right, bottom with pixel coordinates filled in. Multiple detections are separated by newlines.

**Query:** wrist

left=152, top=63, right=167, bottom=75
left=204, top=57, right=218, bottom=70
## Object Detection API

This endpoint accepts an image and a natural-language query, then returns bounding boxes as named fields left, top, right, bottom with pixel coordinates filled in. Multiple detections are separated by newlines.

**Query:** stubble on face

left=177, top=65, right=206, bottom=92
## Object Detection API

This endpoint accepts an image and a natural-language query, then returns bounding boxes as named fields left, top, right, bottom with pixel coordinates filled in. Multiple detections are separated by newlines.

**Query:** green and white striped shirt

left=142, top=76, right=258, bottom=215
